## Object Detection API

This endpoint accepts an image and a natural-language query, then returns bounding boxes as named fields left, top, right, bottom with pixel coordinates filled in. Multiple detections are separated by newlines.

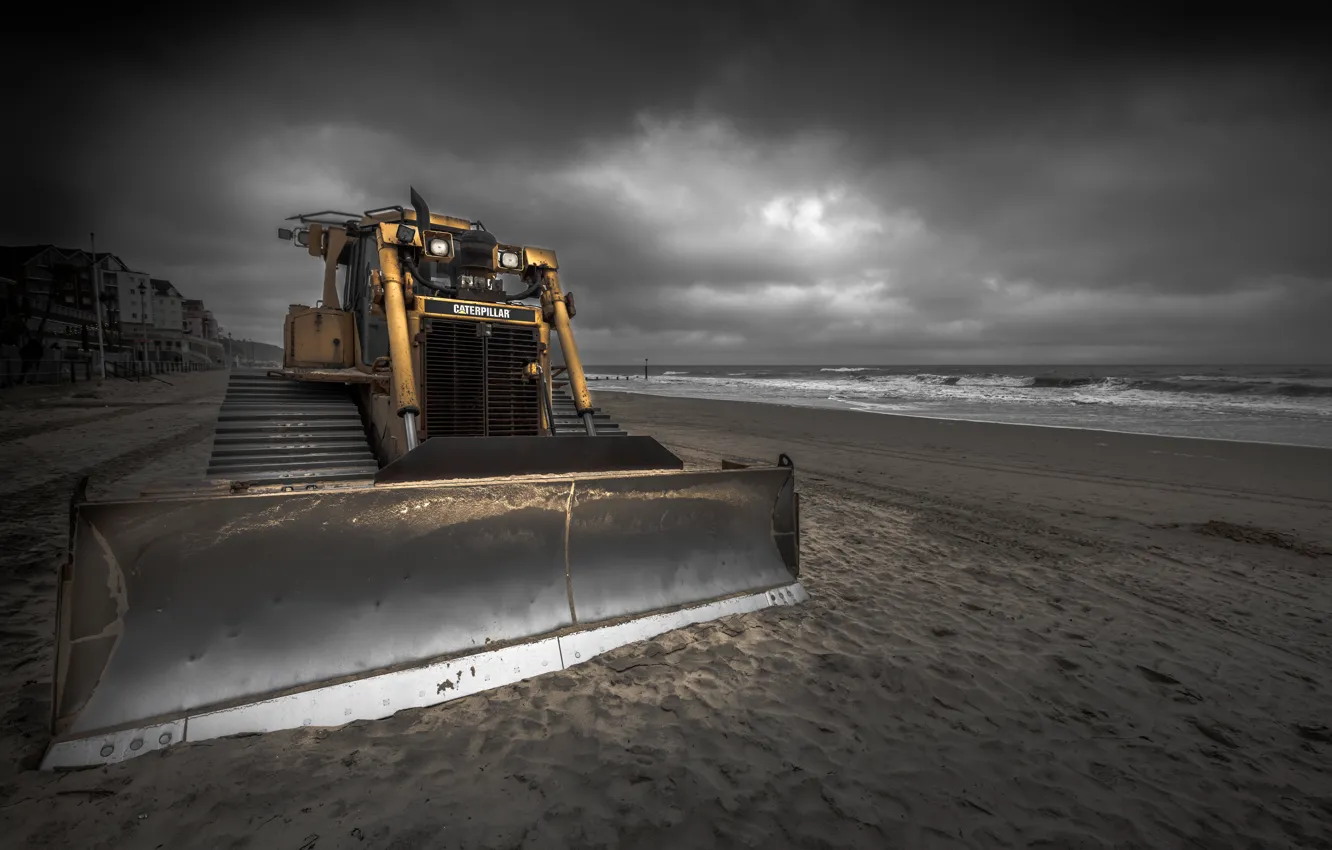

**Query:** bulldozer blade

left=373, top=435, right=685, bottom=485
left=43, top=464, right=803, bottom=769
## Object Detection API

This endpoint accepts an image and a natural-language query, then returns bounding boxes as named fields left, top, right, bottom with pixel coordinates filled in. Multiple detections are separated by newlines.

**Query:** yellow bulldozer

left=42, top=188, right=806, bottom=769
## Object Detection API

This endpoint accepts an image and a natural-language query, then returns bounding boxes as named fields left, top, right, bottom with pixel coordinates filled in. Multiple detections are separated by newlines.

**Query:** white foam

left=590, top=369, right=1332, bottom=448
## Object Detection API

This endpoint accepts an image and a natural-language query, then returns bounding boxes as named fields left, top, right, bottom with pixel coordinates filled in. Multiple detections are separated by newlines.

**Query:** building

left=0, top=242, right=229, bottom=369
left=0, top=245, right=110, bottom=358
left=151, top=279, right=183, bottom=332
left=180, top=298, right=227, bottom=366
left=182, top=298, right=219, bottom=340
left=103, top=266, right=154, bottom=353
left=146, top=279, right=186, bottom=363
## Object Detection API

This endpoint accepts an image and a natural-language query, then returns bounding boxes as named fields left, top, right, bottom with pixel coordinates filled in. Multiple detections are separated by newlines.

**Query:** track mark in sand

left=1066, top=567, right=1330, bottom=674
left=1193, top=520, right=1332, bottom=559
left=6, top=421, right=217, bottom=515
left=879, top=497, right=1332, bottom=675
left=0, top=394, right=221, bottom=444
left=679, top=441, right=1332, bottom=679
left=961, top=515, right=1331, bottom=676
left=675, top=438, right=1326, bottom=609
left=1134, top=549, right=1318, bottom=605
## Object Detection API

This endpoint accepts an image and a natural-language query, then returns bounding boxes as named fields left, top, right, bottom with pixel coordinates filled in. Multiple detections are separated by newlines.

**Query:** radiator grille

left=423, top=319, right=542, bottom=437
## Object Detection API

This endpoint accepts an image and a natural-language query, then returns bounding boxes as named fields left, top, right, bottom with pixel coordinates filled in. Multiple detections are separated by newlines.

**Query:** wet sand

left=2, top=378, right=1330, bottom=849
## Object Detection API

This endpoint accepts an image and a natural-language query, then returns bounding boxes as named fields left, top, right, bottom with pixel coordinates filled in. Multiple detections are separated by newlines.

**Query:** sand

left=2, top=379, right=1331, bottom=849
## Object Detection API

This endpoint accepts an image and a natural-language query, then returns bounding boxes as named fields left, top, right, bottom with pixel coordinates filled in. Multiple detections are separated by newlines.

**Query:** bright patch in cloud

left=559, top=114, right=924, bottom=263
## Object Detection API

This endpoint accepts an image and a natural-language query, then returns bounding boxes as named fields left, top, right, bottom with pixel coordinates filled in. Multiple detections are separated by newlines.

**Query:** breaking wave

left=890, top=373, right=1330, bottom=398
left=1138, top=379, right=1332, bottom=398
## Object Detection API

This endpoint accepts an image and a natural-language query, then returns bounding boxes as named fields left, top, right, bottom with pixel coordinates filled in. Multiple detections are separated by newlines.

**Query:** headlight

left=499, top=250, right=519, bottom=269
left=428, top=237, right=450, bottom=256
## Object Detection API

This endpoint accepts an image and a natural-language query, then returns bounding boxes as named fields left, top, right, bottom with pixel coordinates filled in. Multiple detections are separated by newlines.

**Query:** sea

left=580, top=364, right=1332, bottom=449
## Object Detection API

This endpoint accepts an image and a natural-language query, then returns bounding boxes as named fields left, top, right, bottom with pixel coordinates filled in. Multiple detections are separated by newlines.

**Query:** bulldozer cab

left=41, top=187, right=807, bottom=770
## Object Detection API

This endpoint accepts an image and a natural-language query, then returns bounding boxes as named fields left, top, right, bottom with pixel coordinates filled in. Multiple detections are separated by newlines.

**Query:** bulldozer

left=42, top=188, right=806, bottom=770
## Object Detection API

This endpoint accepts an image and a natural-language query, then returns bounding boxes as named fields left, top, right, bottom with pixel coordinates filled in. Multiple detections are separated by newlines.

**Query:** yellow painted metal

left=523, top=246, right=559, bottom=270
left=322, top=227, right=349, bottom=308
left=307, top=223, right=325, bottom=258
left=377, top=220, right=423, bottom=249
left=539, top=322, right=552, bottom=432
left=414, top=296, right=541, bottom=325
left=374, top=234, right=420, bottom=416
left=284, top=305, right=354, bottom=368
left=363, top=210, right=474, bottom=233
left=539, top=268, right=592, bottom=414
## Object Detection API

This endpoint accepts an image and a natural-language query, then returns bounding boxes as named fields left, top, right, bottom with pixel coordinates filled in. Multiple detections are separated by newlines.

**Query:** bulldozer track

left=206, top=372, right=380, bottom=486
left=550, top=385, right=628, bottom=436
left=202, top=372, right=637, bottom=488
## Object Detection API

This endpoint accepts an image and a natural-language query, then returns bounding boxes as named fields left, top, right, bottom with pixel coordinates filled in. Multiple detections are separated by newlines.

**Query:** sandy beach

left=2, top=377, right=1330, bottom=849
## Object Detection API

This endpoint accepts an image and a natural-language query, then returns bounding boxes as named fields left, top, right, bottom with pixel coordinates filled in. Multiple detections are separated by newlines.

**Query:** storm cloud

left=5, top=3, right=1330, bottom=363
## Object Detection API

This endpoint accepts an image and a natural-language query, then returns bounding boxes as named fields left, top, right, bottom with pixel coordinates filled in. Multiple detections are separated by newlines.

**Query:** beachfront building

left=181, top=298, right=227, bottom=366
left=0, top=246, right=112, bottom=366
left=110, top=271, right=155, bottom=362
left=0, top=243, right=229, bottom=374
left=144, top=279, right=186, bottom=364
left=182, top=298, right=219, bottom=340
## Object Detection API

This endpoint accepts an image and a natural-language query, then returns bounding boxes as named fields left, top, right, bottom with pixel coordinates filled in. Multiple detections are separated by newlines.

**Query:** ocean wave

left=585, top=368, right=1332, bottom=419
left=1136, top=379, right=1332, bottom=398
left=1028, top=376, right=1106, bottom=388
left=902, top=373, right=1332, bottom=398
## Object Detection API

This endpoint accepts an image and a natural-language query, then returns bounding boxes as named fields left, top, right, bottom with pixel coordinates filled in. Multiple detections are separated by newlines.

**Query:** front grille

left=422, top=319, right=541, bottom=437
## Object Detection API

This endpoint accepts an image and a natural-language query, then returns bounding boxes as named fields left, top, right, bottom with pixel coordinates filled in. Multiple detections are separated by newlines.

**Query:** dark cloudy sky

left=5, top=4, right=1330, bottom=364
